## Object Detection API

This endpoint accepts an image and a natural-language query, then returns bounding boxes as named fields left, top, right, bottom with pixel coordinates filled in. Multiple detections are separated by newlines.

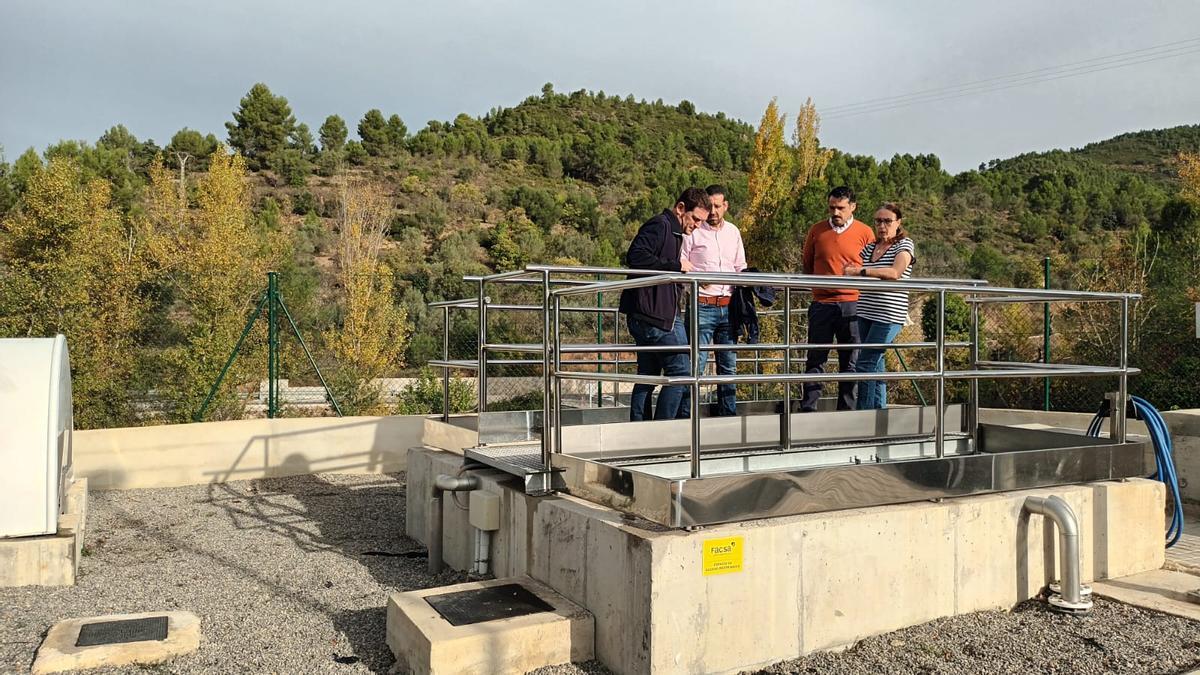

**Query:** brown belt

left=697, top=295, right=731, bottom=307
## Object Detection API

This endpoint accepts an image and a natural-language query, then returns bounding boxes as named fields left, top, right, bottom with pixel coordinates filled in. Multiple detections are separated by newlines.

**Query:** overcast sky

left=2, top=0, right=1198, bottom=173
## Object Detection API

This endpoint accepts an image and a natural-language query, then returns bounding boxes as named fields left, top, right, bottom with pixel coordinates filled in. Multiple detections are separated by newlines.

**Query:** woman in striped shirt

left=843, top=203, right=916, bottom=409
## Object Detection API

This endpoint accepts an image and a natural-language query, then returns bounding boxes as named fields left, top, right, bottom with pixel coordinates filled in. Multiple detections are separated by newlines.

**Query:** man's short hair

left=828, top=186, right=855, bottom=202
left=677, top=187, right=711, bottom=212
left=705, top=184, right=729, bottom=202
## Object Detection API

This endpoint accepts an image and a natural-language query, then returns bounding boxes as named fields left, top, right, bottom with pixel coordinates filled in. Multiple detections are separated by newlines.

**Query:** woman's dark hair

left=878, top=202, right=908, bottom=243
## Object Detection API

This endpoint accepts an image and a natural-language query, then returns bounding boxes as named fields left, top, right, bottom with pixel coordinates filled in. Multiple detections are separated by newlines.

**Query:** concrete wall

left=74, top=416, right=425, bottom=490
left=408, top=446, right=1165, bottom=675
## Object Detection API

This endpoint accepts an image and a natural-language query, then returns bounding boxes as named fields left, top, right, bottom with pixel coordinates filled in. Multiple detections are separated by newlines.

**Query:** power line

left=823, top=36, right=1200, bottom=114
left=823, top=44, right=1200, bottom=121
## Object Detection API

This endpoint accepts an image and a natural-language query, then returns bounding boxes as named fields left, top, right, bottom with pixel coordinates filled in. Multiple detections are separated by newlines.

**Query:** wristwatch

left=859, top=268, right=867, bottom=277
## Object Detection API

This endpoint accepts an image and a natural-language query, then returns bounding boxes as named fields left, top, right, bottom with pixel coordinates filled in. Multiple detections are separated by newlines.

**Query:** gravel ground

left=0, top=472, right=465, bottom=674
left=4, top=475, right=1200, bottom=675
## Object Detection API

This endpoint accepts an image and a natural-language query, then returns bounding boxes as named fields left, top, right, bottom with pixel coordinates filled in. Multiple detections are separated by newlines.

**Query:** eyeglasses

left=874, top=218, right=896, bottom=225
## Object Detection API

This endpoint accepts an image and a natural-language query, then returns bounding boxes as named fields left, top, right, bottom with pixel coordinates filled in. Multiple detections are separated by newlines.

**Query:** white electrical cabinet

left=0, top=335, right=73, bottom=538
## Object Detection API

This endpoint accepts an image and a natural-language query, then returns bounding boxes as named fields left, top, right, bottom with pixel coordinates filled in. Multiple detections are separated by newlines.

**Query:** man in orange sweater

left=799, top=186, right=876, bottom=411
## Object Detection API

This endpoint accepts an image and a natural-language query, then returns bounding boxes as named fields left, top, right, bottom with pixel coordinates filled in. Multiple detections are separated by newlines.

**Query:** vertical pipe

left=967, top=297, right=980, bottom=450
left=553, top=294, right=563, bottom=456
left=1115, top=297, right=1129, bottom=443
left=935, top=290, right=946, bottom=457
left=690, top=280, right=701, bottom=478
left=267, top=271, right=278, bottom=419
left=541, top=270, right=552, bottom=467
left=442, top=306, right=451, bottom=423
left=1043, top=256, right=1051, bottom=412
left=477, top=278, right=488, bottom=414
left=780, top=289, right=792, bottom=450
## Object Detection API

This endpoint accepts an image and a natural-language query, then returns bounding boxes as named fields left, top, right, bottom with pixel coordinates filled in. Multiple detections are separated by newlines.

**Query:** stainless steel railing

left=429, top=264, right=1139, bottom=480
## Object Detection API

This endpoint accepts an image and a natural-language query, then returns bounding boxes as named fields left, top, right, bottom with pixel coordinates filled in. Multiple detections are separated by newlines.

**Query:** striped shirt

left=857, top=238, right=916, bottom=325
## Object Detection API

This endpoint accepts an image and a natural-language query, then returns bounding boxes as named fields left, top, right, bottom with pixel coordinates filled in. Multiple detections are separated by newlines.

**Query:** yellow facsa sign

left=702, top=536, right=744, bottom=576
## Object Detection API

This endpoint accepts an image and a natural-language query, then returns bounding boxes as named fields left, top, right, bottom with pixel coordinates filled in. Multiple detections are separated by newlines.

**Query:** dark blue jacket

left=619, top=210, right=684, bottom=330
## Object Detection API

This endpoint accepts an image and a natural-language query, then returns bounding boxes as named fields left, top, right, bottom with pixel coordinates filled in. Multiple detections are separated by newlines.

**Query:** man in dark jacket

left=619, top=187, right=710, bottom=421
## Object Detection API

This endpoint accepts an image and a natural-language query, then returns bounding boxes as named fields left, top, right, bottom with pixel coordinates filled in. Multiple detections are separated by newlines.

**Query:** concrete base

left=407, top=446, right=1167, bottom=675
left=386, top=576, right=594, bottom=675
left=31, top=610, right=201, bottom=674
left=1093, top=569, right=1200, bottom=621
left=0, top=477, right=88, bottom=587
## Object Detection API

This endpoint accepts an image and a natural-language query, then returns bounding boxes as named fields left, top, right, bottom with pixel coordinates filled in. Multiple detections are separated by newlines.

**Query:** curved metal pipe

left=429, top=474, right=480, bottom=574
left=1025, top=495, right=1090, bottom=612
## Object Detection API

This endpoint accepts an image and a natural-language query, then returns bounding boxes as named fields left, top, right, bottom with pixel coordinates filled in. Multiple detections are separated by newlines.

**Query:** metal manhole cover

left=76, top=616, right=169, bottom=647
left=425, top=583, right=554, bottom=626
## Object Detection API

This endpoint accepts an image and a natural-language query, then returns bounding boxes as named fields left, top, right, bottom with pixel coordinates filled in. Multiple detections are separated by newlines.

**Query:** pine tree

left=225, top=83, right=297, bottom=170
left=358, top=109, right=390, bottom=157
left=319, top=115, right=348, bottom=153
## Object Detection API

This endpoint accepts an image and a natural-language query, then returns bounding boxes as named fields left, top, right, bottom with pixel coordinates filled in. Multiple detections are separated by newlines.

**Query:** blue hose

left=1087, top=396, right=1183, bottom=548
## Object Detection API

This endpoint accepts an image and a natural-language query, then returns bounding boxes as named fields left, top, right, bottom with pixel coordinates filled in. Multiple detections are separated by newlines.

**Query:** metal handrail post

left=553, top=294, right=563, bottom=456
left=689, top=280, right=702, bottom=478
left=442, top=306, right=451, bottom=423
left=477, top=278, right=488, bottom=415
left=541, top=269, right=553, bottom=465
left=780, top=289, right=792, bottom=449
left=935, top=290, right=946, bottom=457
left=1115, top=297, right=1129, bottom=442
left=967, top=295, right=980, bottom=448
left=267, top=271, right=278, bottom=418
left=611, top=312, right=619, bottom=407
left=1043, top=256, right=1052, bottom=411
left=595, top=273, right=603, bottom=407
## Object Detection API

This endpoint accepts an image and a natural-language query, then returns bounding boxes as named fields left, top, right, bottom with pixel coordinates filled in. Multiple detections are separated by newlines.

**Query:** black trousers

left=802, top=301, right=861, bottom=411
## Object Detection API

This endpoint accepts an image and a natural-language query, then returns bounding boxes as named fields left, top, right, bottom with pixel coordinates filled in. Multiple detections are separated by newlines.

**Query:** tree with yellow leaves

left=743, top=98, right=791, bottom=234
left=1181, top=152, right=1200, bottom=205
left=324, top=177, right=410, bottom=414
left=147, top=146, right=276, bottom=421
left=0, top=157, right=150, bottom=428
left=793, top=98, right=833, bottom=196
left=744, top=97, right=833, bottom=267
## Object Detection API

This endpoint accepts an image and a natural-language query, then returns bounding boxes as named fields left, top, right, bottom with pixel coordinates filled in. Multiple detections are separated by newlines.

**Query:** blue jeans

left=627, top=315, right=690, bottom=421
left=685, top=303, right=737, bottom=416
left=855, top=317, right=902, bottom=410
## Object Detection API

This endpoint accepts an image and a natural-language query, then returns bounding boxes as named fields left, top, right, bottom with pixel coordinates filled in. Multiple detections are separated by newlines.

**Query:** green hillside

left=2, top=83, right=1198, bottom=425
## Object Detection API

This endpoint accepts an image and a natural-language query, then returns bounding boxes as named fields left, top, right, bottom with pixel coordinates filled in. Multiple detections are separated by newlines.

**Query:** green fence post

left=268, top=271, right=279, bottom=419
left=1043, top=257, right=1051, bottom=412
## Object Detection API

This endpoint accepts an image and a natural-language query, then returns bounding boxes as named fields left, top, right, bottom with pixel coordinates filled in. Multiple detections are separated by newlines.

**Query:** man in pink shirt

left=680, top=184, right=747, bottom=416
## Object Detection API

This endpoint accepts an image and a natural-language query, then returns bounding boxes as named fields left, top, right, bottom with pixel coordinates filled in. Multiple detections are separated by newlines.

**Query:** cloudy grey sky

left=2, top=0, right=1198, bottom=172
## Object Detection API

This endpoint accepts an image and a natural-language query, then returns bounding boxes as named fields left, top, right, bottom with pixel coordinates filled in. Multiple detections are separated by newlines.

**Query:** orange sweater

left=801, top=219, right=876, bottom=302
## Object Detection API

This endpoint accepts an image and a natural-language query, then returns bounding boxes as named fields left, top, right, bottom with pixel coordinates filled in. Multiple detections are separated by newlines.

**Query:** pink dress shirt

left=680, top=220, right=747, bottom=297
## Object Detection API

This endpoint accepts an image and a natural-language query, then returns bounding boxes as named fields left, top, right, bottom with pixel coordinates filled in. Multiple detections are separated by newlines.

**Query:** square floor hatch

left=75, top=616, right=169, bottom=646
left=425, top=583, right=555, bottom=626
